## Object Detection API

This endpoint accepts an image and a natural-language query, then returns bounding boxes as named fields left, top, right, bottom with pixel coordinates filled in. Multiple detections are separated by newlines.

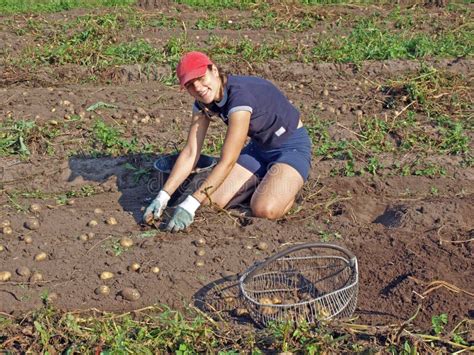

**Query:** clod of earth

left=34, top=252, right=47, bottom=262
left=244, top=244, right=253, bottom=250
left=29, top=272, right=43, bottom=283
left=16, top=266, right=31, bottom=277
left=46, top=292, right=59, bottom=303
left=95, top=285, right=110, bottom=296
left=195, top=260, right=205, bottom=267
left=29, top=203, right=42, bottom=213
left=257, top=242, right=268, bottom=251
left=94, top=208, right=104, bottom=215
left=129, top=263, right=140, bottom=272
left=66, top=199, right=75, bottom=205
left=0, top=271, right=12, bottom=281
left=1, top=220, right=11, bottom=228
left=195, top=248, right=205, bottom=256
left=195, top=238, right=206, bottom=246
left=120, top=287, right=141, bottom=301
left=151, top=266, right=160, bottom=274
left=100, top=271, right=114, bottom=280
left=106, top=217, right=117, bottom=225
left=88, top=220, right=98, bottom=227
left=2, top=226, right=13, bottom=235
left=24, top=218, right=40, bottom=231
left=0, top=245, right=4, bottom=252
left=120, top=237, right=133, bottom=248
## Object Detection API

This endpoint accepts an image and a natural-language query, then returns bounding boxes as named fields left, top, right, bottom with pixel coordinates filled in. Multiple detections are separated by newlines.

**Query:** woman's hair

left=208, top=64, right=227, bottom=99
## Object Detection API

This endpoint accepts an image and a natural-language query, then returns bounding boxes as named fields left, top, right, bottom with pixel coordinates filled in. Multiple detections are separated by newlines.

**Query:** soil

left=0, top=3, right=473, bottom=332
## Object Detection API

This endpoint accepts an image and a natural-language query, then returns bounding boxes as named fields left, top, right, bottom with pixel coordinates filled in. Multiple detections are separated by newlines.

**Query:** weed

left=124, top=163, right=151, bottom=184
left=0, top=120, right=36, bottom=156
left=365, top=157, right=382, bottom=176
left=431, top=313, right=448, bottom=335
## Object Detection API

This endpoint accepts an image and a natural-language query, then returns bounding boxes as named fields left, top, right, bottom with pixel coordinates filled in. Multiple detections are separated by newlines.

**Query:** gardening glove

left=143, top=190, right=170, bottom=225
left=165, top=195, right=200, bottom=233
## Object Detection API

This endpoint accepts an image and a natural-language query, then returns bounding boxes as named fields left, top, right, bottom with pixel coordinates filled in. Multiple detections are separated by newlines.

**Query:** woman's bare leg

left=202, top=163, right=258, bottom=208
left=250, top=163, right=304, bottom=219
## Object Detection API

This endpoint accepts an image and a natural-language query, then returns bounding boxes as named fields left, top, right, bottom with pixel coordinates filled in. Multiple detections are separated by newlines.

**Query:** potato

left=195, top=248, right=205, bottom=256
left=87, top=232, right=95, bottom=239
left=120, top=287, right=141, bottom=301
left=129, top=263, right=140, bottom=272
left=29, top=203, right=42, bottom=213
left=100, top=271, right=114, bottom=280
left=34, top=252, right=47, bottom=262
left=29, top=272, right=43, bottom=282
left=259, top=297, right=277, bottom=315
left=106, top=217, right=117, bottom=225
left=272, top=296, right=282, bottom=305
left=79, top=234, right=89, bottom=241
left=16, top=266, right=31, bottom=277
left=24, top=218, right=40, bottom=230
left=94, top=208, right=104, bottom=215
left=234, top=308, right=249, bottom=317
left=95, top=285, right=110, bottom=295
left=315, top=303, right=330, bottom=318
left=23, top=236, right=33, bottom=244
left=120, top=237, right=133, bottom=248
left=195, top=260, right=205, bottom=267
left=257, top=242, right=268, bottom=251
left=195, top=238, right=206, bottom=246
left=223, top=296, right=235, bottom=305
left=151, top=266, right=160, bottom=274
left=0, top=220, right=10, bottom=228
left=0, top=271, right=12, bottom=281
left=244, top=244, right=253, bottom=250
left=88, top=220, right=98, bottom=227
left=2, top=226, right=13, bottom=235
left=66, top=199, right=75, bottom=205
left=144, top=213, right=154, bottom=225
left=0, top=245, right=4, bottom=252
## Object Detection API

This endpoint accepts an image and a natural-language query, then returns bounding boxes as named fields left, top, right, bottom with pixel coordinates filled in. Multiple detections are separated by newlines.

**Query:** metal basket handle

left=241, top=242, right=357, bottom=282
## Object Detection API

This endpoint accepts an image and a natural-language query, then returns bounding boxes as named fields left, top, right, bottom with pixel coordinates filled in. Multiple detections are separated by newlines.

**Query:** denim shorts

left=237, top=127, right=312, bottom=181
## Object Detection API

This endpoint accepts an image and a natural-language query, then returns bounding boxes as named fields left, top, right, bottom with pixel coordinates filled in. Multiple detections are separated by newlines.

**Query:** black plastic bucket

left=152, top=153, right=218, bottom=206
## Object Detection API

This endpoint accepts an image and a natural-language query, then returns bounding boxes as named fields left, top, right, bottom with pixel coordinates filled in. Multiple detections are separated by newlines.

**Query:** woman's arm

left=191, top=111, right=251, bottom=204
left=162, top=112, right=210, bottom=196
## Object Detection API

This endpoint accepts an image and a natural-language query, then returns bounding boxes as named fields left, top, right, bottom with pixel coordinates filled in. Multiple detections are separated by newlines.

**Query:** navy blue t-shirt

left=193, top=75, right=300, bottom=149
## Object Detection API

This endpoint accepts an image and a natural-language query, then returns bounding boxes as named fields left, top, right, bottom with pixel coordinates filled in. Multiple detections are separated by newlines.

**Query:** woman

left=144, top=51, right=312, bottom=232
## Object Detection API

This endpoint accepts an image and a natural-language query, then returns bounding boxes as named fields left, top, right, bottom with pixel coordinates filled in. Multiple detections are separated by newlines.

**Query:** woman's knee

left=251, top=199, right=284, bottom=220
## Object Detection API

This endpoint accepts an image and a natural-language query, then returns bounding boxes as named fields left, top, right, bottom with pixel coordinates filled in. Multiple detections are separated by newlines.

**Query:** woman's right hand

left=143, top=190, right=170, bottom=225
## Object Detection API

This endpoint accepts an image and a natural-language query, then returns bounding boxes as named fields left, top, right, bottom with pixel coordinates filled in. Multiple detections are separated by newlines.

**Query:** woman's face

left=185, top=65, right=221, bottom=104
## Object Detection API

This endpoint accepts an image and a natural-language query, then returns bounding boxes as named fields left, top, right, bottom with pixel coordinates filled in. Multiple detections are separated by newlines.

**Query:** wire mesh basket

left=239, top=243, right=358, bottom=326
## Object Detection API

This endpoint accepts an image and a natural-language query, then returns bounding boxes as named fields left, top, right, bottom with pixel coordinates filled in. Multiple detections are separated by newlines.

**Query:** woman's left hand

left=165, top=195, right=200, bottom=232
left=165, top=206, right=194, bottom=232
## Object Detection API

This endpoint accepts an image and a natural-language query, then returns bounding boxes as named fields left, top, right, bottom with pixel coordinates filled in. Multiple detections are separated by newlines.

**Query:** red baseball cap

left=176, top=51, right=214, bottom=88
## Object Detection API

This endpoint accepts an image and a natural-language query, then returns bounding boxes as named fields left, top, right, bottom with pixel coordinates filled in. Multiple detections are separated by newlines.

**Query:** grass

left=0, top=305, right=472, bottom=353
left=311, top=17, right=473, bottom=64
left=0, top=0, right=135, bottom=14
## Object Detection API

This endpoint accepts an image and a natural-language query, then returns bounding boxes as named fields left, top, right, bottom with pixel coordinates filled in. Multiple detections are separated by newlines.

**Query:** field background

left=0, top=0, right=473, bottom=353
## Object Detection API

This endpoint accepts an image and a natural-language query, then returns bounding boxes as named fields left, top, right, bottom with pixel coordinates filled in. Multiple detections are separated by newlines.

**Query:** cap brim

left=180, top=66, right=208, bottom=88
